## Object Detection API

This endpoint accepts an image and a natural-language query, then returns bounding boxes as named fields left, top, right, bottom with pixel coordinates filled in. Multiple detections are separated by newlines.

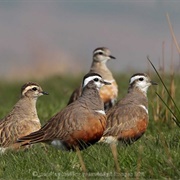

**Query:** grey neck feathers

left=119, top=87, right=148, bottom=108
left=80, top=83, right=104, bottom=110
left=90, top=61, right=113, bottom=80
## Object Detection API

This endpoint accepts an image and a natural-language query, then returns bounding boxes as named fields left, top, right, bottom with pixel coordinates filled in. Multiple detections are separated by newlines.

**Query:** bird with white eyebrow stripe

left=67, top=47, right=118, bottom=112
left=100, top=73, right=157, bottom=145
left=0, top=82, right=48, bottom=153
left=17, top=73, right=111, bottom=151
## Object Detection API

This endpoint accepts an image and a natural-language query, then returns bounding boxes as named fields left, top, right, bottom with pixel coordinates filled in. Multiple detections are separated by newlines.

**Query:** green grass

left=0, top=73, right=180, bottom=179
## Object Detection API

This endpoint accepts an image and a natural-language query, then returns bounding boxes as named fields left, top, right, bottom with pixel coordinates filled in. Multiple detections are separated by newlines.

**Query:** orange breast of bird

left=118, top=118, right=148, bottom=143
left=64, top=114, right=107, bottom=150
left=99, top=81, right=118, bottom=104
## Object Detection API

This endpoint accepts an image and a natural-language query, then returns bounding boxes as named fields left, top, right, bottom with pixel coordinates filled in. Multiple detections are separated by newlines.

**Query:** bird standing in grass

left=67, top=47, right=118, bottom=111
left=17, top=73, right=111, bottom=151
left=100, top=73, right=157, bottom=145
left=0, top=82, right=48, bottom=153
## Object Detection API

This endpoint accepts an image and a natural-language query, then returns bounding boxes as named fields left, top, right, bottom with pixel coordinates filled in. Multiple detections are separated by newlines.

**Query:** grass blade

left=156, top=93, right=180, bottom=128
left=147, top=56, right=180, bottom=127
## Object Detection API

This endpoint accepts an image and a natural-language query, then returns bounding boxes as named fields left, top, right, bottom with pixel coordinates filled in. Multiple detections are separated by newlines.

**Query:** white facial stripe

left=83, top=76, right=101, bottom=88
left=22, top=85, right=38, bottom=96
left=139, top=105, right=148, bottom=114
left=93, top=49, right=104, bottom=55
left=95, top=110, right=106, bottom=115
left=130, top=75, right=145, bottom=84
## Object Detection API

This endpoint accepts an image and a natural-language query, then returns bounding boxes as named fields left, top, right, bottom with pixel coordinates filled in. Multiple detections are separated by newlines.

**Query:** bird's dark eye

left=32, top=87, right=37, bottom=91
left=94, top=78, right=99, bottom=82
left=139, top=78, right=144, bottom=81
left=98, top=52, right=103, bottom=55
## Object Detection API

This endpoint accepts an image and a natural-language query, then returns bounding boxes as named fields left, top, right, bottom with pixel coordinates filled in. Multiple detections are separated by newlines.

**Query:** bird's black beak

left=42, top=91, right=49, bottom=95
left=109, top=55, right=116, bottom=59
left=151, top=81, right=158, bottom=85
left=102, top=80, right=111, bottom=85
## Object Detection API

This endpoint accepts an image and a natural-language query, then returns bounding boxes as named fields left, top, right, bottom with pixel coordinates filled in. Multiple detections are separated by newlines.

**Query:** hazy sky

left=0, top=1, right=180, bottom=79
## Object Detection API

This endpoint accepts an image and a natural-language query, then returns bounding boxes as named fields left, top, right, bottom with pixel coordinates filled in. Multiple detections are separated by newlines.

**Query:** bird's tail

left=17, top=130, right=45, bottom=146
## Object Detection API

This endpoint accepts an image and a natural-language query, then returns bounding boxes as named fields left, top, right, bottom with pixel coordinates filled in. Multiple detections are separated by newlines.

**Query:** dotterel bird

left=100, top=73, right=157, bottom=145
left=67, top=47, right=118, bottom=111
left=0, top=82, right=48, bottom=153
left=17, top=73, right=111, bottom=151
